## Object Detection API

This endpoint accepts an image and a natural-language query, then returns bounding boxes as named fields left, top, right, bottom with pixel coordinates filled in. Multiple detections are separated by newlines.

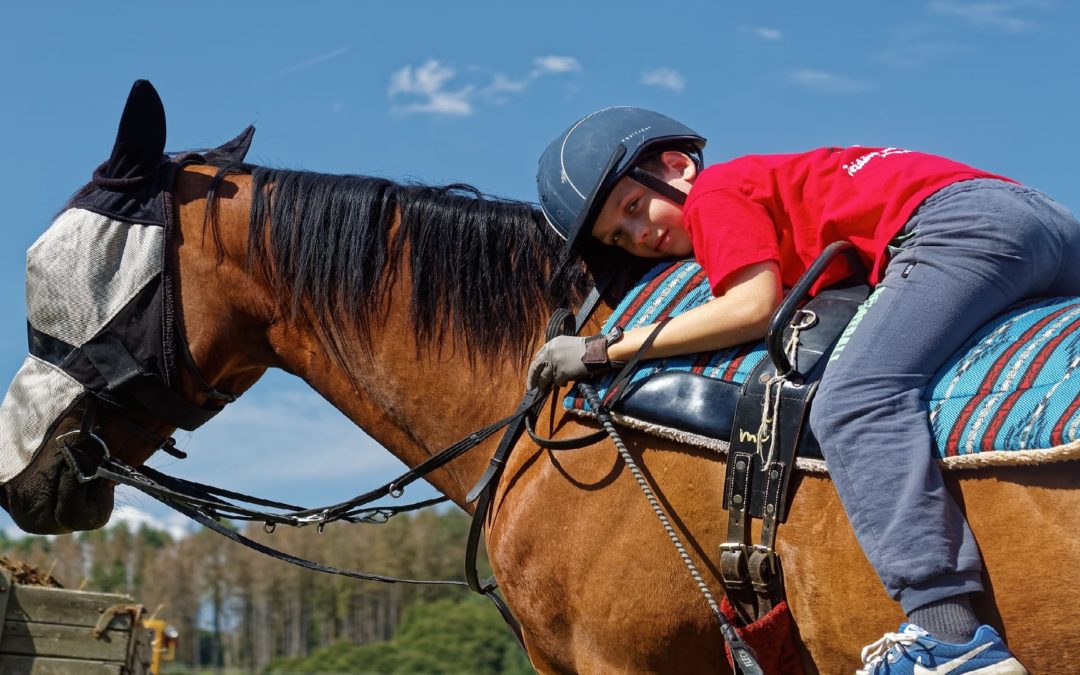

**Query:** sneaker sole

left=947, top=658, right=1027, bottom=675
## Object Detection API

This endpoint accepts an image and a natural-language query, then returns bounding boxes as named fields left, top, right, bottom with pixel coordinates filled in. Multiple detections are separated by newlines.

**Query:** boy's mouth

left=653, top=230, right=669, bottom=252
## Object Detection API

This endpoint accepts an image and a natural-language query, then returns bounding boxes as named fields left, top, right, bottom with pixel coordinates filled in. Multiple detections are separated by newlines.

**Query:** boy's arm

left=606, top=260, right=782, bottom=362
left=525, top=261, right=781, bottom=391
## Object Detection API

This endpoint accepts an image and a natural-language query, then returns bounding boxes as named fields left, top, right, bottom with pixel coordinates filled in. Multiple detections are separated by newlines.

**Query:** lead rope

left=577, top=381, right=762, bottom=675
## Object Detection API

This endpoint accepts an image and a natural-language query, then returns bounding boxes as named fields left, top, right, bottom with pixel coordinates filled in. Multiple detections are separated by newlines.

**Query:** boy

left=529, top=106, right=1077, bottom=673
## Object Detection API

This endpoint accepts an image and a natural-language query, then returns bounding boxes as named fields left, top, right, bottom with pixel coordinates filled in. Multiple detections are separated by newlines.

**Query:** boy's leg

left=808, top=180, right=1080, bottom=623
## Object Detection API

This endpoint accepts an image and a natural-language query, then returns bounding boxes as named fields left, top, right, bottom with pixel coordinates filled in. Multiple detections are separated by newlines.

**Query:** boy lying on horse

left=528, top=107, right=1080, bottom=673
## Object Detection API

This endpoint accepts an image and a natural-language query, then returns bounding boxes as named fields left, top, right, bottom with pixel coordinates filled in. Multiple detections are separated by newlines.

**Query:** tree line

left=0, top=508, right=529, bottom=673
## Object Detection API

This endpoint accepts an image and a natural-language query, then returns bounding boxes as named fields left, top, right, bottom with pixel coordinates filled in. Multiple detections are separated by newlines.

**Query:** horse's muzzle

left=1, top=446, right=115, bottom=534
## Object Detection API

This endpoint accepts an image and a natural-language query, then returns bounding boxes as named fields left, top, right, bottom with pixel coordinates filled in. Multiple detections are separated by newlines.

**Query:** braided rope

left=577, top=383, right=760, bottom=672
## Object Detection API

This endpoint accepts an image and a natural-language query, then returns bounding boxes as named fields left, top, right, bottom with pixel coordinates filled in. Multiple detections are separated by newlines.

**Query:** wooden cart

left=0, top=570, right=153, bottom=674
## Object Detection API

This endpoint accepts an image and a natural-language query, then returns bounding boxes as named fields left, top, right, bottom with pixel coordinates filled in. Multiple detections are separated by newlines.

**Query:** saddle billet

left=720, top=242, right=870, bottom=624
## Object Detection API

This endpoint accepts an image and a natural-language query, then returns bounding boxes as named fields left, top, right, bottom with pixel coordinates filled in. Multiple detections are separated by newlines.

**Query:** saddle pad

left=563, top=260, right=1080, bottom=471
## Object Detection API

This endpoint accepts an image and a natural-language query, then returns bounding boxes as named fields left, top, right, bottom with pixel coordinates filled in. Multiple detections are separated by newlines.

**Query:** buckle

left=748, top=545, right=782, bottom=594
left=719, top=542, right=750, bottom=587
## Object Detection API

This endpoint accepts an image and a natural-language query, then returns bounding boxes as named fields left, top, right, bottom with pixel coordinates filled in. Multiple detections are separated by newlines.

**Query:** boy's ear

left=659, top=150, right=698, bottom=181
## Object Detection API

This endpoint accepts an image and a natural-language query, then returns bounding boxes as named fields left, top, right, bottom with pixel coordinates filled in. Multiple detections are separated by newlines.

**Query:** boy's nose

left=630, top=222, right=650, bottom=244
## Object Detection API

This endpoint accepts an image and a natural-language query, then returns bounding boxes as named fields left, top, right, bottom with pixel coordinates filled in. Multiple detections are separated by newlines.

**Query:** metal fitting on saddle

left=790, top=309, right=818, bottom=331
left=719, top=542, right=751, bottom=588
left=748, top=545, right=785, bottom=614
left=748, top=546, right=781, bottom=589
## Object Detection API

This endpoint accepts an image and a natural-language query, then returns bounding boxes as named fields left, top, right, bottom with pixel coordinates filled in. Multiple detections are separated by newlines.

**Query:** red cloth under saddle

left=722, top=598, right=805, bottom=675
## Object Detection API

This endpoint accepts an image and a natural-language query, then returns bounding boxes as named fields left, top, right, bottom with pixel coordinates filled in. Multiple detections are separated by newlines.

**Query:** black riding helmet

left=536, top=107, right=706, bottom=252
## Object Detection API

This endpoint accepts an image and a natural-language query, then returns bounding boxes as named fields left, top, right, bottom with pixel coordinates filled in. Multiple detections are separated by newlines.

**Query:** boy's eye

left=611, top=230, right=622, bottom=245
left=626, top=199, right=639, bottom=215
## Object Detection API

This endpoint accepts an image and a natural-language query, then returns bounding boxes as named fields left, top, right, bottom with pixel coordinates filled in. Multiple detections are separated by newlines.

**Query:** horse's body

left=3, top=85, right=1079, bottom=672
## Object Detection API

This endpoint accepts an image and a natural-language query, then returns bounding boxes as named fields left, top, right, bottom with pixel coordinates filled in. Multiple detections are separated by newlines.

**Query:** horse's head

left=0, top=81, right=262, bottom=534
left=1, top=79, right=606, bottom=533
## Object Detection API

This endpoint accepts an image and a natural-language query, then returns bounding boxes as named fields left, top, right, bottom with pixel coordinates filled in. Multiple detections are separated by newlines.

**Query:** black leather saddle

left=605, top=277, right=870, bottom=461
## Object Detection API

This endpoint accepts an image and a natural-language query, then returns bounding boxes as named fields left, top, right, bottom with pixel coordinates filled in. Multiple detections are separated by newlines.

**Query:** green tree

left=266, top=596, right=533, bottom=674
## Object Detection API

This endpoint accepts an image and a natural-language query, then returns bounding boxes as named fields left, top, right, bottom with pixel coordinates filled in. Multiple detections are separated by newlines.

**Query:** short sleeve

left=685, top=188, right=780, bottom=294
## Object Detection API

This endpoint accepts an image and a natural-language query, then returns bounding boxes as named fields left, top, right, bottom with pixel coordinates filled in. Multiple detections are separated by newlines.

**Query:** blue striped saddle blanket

left=563, top=260, right=1080, bottom=472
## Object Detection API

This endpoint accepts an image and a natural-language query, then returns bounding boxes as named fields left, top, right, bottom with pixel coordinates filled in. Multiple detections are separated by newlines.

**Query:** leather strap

left=582, top=334, right=610, bottom=371
left=81, top=331, right=223, bottom=431
left=628, top=166, right=690, bottom=206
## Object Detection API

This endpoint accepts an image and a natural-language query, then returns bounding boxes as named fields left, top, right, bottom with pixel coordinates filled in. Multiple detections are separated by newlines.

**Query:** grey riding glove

left=526, top=331, right=618, bottom=391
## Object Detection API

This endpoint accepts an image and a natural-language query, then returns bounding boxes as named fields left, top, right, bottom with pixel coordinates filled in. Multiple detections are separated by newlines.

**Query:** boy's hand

left=527, top=335, right=610, bottom=391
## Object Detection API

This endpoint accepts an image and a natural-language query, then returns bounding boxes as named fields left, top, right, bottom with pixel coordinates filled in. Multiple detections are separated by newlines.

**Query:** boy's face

left=589, top=152, right=695, bottom=258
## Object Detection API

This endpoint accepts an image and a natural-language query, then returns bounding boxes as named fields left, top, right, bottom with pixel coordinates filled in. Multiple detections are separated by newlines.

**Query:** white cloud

left=531, top=55, right=582, bottom=77
left=928, top=1, right=1041, bottom=31
left=390, top=55, right=582, bottom=115
left=641, top=68, right=686, bottom=93
left=788, top=69, right=873, bottom=93
left=388, top=59, right=474, bottom=116
left=486, top=74, right=528, bottom=94
left=754, top=27, right=783, bottom=40
left=108, top=502, right=192, bottom=540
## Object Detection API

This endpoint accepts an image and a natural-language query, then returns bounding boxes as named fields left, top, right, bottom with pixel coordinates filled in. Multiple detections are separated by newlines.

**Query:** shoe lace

left=856, top=626, right=928, bottom=675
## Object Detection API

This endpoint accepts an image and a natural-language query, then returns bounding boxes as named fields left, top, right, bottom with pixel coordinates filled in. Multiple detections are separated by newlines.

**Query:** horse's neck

left=173, top=165, right=551, bottom=507
left=296, top=310, right=533, bottom=507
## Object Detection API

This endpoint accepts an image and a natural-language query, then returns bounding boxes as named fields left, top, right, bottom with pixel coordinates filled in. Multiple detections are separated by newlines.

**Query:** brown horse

left=3, top=82, right=1079, bottom=673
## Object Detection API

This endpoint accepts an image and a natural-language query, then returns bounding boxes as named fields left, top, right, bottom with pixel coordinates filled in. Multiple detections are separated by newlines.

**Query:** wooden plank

left=0, top=621, right=130, bottom=661
left=0, top=654, right=123, bottom=674
left=5, top=586, right=135, bottom=629
left=128, top=621, right=153, bottom=674
left=0, top=570, right=12, bottom=644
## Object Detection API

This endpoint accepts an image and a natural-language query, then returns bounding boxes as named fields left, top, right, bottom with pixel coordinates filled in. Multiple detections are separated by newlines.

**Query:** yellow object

left=142, top=618, right=178, bottom=675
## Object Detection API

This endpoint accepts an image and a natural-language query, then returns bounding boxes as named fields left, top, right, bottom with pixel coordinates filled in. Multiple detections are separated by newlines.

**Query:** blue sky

left=2, top=1, right=1078, bottom=534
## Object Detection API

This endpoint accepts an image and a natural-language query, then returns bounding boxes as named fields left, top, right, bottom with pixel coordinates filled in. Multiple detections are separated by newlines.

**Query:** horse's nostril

left=0, top=484, right=8, bottom=513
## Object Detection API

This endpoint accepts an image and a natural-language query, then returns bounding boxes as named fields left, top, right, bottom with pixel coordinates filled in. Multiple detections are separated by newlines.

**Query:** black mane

left=206, top=163, right=590, bottom=365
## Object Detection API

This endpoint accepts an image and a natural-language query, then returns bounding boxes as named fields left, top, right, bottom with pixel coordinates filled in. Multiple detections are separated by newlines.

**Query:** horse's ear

left=94, top=79, right=167, bottom=186
left=204, top=125, right=256, bottom=164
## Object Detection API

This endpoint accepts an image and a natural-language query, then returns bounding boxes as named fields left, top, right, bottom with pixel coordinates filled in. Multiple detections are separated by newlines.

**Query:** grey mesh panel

left=26, top=208, right=163, bottom=346
left=0, top=356, right=86, bottom=482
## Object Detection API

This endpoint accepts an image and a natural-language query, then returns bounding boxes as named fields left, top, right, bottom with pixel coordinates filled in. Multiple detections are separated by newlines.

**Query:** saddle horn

left=93, top=79, right=167, bottom=189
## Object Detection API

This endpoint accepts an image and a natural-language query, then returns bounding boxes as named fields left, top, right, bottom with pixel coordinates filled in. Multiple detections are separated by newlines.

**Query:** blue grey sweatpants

left=808, top=178, right=1080, bottom=614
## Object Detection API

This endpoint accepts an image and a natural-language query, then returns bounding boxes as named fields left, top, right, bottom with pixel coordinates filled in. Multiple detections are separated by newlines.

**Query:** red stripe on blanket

left=657, top=270, right=709, bottom=322
left=946, top=306, right=1073, bottom=456
left=621, top=264, right=684, bottom=322
left=722, top=343, right=755, bottom=382
left=1052, top=393, right=1080, bottom=447
left=690, top=351, right=713, bottom=375
left=979, top=314, right=1080, bottom=452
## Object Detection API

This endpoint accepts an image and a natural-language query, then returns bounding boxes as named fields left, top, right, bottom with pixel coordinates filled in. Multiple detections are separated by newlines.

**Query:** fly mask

left=0, top=80, right=255, bottom=483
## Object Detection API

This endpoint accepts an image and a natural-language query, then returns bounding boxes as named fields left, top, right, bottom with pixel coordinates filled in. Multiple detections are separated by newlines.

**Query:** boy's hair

left=632, top=147, right=697, bottom=178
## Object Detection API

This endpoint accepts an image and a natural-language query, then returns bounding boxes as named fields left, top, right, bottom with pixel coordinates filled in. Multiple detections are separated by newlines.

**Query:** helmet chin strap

left=629, top=166, right=689, bottom=206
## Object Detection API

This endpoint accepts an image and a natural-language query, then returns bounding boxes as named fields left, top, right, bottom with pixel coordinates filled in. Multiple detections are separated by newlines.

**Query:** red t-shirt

left=683, top=147, right=1013, bottom=295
